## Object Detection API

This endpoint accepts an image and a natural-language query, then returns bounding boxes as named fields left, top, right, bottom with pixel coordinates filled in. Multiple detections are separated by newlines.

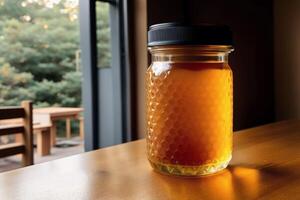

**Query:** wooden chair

left=7, top=120, right=52, bottom=157
left=0, top=101, right=34, bottom=166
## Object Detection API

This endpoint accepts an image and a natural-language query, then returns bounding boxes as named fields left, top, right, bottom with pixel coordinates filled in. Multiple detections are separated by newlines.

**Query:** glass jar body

left=146, top=45, right=233, bottom=176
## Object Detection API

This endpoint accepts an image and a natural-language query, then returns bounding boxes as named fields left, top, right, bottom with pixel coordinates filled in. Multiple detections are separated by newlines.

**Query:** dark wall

left=147, top=0, right=275, bottom=130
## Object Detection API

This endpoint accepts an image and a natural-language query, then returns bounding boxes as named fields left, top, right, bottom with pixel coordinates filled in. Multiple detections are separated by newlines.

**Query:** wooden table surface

left=0, top=120, right=300, bottom=200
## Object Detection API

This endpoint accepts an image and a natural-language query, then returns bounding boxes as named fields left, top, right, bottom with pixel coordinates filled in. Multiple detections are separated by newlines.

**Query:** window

left=79, top=0, right=134, bottom=150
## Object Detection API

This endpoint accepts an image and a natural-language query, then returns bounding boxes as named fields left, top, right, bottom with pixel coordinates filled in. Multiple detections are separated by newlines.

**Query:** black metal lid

left=148, top=22, right=233, bottom=47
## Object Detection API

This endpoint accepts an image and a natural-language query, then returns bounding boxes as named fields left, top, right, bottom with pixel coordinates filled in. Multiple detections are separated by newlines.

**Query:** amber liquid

left=146, top=62, right=233, bottom=176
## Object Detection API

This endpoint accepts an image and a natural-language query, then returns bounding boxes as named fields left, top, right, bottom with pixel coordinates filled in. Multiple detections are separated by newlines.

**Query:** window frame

left=79, top=0, right=135, bottom=151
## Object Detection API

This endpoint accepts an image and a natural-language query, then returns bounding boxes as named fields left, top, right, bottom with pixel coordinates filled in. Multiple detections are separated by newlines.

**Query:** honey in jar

left=146, top=23, right=234, bottom=176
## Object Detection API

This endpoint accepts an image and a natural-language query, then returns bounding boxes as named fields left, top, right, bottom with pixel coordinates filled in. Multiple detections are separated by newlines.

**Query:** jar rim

left=148, top=45, right=234, bottom=54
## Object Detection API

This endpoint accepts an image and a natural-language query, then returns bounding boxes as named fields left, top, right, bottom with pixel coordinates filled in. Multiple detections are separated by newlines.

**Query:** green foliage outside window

left=0, top=0, right=111, bottom=108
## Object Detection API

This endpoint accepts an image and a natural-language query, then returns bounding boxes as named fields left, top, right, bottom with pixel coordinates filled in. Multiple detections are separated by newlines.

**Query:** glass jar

left=146, top=23, right=234, bottom=176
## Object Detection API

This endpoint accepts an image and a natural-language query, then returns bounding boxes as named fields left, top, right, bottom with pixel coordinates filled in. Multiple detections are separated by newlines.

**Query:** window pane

left=0, top=0, right=81, bottom=107
left=96, top=1, right=111, bottom=68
